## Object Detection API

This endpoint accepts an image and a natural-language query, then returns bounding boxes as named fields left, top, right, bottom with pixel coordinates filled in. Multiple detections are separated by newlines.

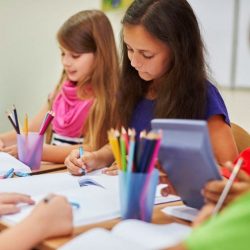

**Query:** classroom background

left=0, top=0, right=249, bottom=132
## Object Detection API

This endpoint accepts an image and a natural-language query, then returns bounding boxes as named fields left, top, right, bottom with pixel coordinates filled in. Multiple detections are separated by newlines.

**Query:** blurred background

left=0, top=0, right=249, bottom=132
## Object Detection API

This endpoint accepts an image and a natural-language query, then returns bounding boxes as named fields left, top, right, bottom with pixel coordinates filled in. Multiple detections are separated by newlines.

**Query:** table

left=31, top=162, right=66, bottom=175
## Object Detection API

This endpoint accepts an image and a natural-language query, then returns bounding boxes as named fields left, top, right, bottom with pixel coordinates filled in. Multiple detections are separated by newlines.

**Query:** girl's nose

left=62, top=54, right=72, bottom=67
left=130, top=53, right=143, bottom=69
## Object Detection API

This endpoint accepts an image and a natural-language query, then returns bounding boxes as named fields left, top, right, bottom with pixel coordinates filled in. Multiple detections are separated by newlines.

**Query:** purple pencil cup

left=17, top=132, right=44, bottom=170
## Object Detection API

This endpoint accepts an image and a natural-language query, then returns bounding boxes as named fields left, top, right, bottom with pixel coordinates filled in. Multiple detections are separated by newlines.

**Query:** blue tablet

left=151, top=119, right=222, bottom=209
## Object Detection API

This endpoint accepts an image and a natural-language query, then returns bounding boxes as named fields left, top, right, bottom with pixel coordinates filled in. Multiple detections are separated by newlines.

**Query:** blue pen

left=70, top=201, right=80, bottom=209
left=3, top=168, right=15, bottom=178
left=79, top=146, right=86, bottom=175
left=15, top=171, right=30, bottom=177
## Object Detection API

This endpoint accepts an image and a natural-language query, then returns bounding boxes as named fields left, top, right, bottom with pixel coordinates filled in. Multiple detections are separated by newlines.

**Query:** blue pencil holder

left=119, top=169, right=159, bottom=222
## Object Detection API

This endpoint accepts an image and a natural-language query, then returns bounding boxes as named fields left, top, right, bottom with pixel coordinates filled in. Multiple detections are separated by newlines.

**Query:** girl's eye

left=61, top=52, right=65, bottom=57
left=127, top=47, right=133, bottom=52
left=143, top=54, right=154, bottom=59
left=72, top=54, right=80, bottom=59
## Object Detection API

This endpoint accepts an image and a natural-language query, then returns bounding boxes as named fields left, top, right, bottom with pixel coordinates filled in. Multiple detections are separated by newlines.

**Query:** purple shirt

left=130, top=82, right=230, bottom=134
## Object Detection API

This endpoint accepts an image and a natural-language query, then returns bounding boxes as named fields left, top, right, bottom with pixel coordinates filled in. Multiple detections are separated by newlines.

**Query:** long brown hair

left=118, top=0, right=207, bottom=127
left=52, top=10, right=119, bottom=150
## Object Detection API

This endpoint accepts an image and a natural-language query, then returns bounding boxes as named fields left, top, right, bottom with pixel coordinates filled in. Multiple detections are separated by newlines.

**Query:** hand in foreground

left=0, top=193, right=34, bottom=215
left=192, top=203, right=215, bottom=228
left=26, top=194, right=73, bottom=239
left=203, top=162, right=250, bottom=205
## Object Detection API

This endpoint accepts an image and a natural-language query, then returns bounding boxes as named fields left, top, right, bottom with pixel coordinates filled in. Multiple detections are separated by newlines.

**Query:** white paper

left=59, top=220, right=191, bottom=250
left=0, top=152, right=31, bottom=175
left=2, top=186, right=121, bottom=227
left=162, top=205, right=199, bottom=222
left=0, top=173, right=79, bottom=196
left=0, top=172, right=121, bottom=227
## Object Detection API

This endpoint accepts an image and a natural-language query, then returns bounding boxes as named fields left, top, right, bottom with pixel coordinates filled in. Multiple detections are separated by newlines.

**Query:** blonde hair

left=51, top=10, right=119, bottom=150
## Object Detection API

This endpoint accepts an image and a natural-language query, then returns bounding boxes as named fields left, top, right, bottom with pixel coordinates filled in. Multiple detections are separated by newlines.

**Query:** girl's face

left=123, top=24, right=172, bottom=81
left=60, top=46, right=95, bottom=83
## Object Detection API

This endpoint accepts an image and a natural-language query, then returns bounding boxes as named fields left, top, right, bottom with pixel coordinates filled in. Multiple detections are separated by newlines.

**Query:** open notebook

left=59, top=219, right=191, bottom=250
left=0, top=172, right=121, bottom=227
left=0, top=172, right=180, bottom=227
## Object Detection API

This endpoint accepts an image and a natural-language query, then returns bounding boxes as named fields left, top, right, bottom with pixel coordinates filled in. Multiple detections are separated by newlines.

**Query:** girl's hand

left=102, top=162, right=119, bottom=176
left=0, top=193, right=34, bottom=215
left=203, top=162, right=250, bottom=205
left=2, top=145, right=18, bottom=158
left=65, top=149, right=102, bottom=175
left=65, top=149, right=86, bottom=175
left=156, top=161, right=177, bottom=196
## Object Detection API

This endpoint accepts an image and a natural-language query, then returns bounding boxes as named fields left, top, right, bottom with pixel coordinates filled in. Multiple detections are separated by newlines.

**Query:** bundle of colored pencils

left=108, top=128, right=161, bottom=173
left=5, top=105, right=21, bottom=134
left=39, top=111, right=55, bottom=135
left=6, top=105, right=55, bottom=136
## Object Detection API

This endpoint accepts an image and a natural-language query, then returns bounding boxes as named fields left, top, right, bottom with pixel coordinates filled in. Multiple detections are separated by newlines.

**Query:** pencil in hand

left=212, top=157, right=244, bottom=216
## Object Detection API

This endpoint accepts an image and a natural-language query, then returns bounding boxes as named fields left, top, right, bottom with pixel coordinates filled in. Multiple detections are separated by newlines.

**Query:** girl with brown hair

left=0, top=10, right=120, bottom=163
left=65, top=0, right=238, bottom=175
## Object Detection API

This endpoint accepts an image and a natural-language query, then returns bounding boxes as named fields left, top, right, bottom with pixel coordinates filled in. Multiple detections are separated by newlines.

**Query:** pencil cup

left=119, top=169, right=159, bottom=222
left=17, top=132, right=44, bottom=170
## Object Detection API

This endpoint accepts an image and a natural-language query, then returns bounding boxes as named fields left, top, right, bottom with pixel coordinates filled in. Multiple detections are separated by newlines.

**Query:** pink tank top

left=52, top=81, right=93, bottom=138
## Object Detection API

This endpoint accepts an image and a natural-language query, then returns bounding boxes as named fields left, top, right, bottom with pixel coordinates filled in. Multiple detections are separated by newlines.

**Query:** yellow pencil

left=23, top=113, right=28, bottom=135
left=108, top=130, right=122, bottom=169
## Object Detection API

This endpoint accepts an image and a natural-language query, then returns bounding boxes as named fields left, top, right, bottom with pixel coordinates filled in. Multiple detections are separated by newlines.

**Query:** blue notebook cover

left=151, top=119, right=222, bottom=209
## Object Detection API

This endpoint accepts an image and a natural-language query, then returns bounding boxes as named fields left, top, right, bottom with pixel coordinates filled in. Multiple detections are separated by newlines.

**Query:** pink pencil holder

left=17, top=132, right=44, bottom=170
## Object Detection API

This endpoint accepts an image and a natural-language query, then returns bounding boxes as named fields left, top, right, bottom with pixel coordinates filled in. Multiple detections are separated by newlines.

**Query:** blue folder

left=151, top=119, right=222, bottom=209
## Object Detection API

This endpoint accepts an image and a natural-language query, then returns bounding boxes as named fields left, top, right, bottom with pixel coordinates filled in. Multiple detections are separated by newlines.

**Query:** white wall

left=0, top=0, right=124, bottom=132
left=188, top=0, right=235, bottom=87
left=235, top=0, right=250, bottom=87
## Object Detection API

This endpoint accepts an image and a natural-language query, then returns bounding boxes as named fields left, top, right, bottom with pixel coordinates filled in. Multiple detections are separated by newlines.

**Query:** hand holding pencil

left=202, top=160, right=250, bottom=206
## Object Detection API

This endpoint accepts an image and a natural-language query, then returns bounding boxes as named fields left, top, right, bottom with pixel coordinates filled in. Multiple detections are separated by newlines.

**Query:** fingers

left=0, top=193, right=34, bottom=216
left=102, top=168, right=118, bottom=176
left=161, top=186, right=170, bottom=197
left=0, top=193, right=34, bottom=205
left=102, top=163, right=119, bottom=176
left=204, top=180, right=226, bottom=194
left=65, top=150, right=84, bottom=176
left=0, top=204, right=20, bottom=215
left=224, top=161, right=250, bottom=182
left=203, top=181, right=226, bottom=204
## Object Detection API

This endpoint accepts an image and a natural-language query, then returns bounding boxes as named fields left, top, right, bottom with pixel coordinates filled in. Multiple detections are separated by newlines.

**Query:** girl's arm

left=0, top=103, right=49, bottom=147
left=42, top=144, right=81, bottom=163
left=208, top=115, right=238, bottom=165
left=0, top=195, right=72, bottom=250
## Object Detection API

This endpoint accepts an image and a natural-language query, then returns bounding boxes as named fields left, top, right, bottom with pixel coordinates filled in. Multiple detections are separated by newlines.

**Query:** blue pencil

left=3, top=168, right=15, bottom=178
left=70, top=201, right=80, bottom=209
left=79, top=146, right=86, bottom=175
